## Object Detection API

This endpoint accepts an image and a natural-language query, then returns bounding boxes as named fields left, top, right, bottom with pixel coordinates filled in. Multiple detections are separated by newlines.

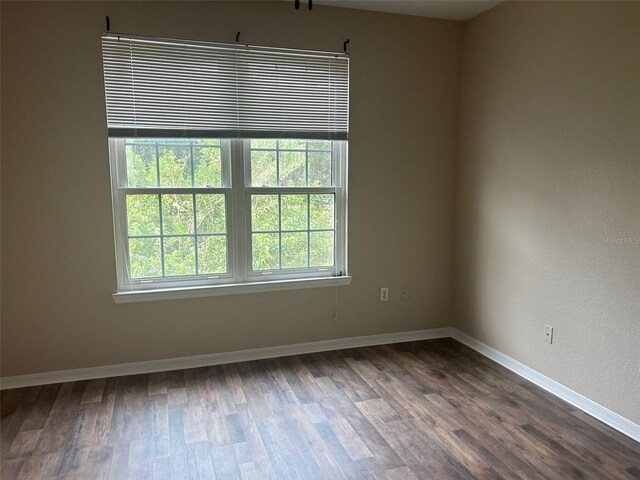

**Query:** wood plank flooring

left=2, top=338, right=639, bottom=479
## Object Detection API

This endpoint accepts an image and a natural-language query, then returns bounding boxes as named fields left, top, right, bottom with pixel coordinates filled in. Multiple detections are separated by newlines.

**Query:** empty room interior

left=1, top=0, right=639, bottom=478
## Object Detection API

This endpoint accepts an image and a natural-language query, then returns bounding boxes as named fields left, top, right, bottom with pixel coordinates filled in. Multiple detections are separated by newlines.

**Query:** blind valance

left=101, top=34, right=349, bottom=140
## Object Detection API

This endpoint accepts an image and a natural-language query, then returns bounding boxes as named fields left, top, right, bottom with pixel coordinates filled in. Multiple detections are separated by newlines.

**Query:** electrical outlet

left=380, top=287, right=389, bottom=302
left=401, top=288, right=409, bottom=300
left=544, top=325, right=554, bottom=344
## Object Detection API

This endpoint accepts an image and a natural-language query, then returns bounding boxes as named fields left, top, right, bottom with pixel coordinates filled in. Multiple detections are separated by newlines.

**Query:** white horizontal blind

left=101, top=34, right=349, bottom=140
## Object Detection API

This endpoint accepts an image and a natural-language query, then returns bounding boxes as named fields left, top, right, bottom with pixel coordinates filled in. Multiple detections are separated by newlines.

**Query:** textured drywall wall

left=0, top=2, right=461, bottom=376
left=455, top=1, right=640, bottom=422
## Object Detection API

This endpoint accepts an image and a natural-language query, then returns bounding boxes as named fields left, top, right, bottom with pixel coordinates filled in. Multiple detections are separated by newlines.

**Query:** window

left=245, top=139, right=346, bottom=276
left=102, top=34, right=349, bottom=299
left=109, top=137, right=347, bottom=292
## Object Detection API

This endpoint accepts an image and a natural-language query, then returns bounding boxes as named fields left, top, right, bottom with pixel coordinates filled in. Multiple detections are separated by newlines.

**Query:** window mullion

left=155, top=143, right=161, bottom=187
left=158, top=193, right=166, bottom=278
left=119, top=187, right=230, bottom=195
left=189, top=143, right=195, bottom=187
left=245, top=186, right=335, bottom=195
left=193, top=193, right=199, bottom=275
left=230, top=138, right=248, bottom=283
left=307, top=193, right=311, bottom=268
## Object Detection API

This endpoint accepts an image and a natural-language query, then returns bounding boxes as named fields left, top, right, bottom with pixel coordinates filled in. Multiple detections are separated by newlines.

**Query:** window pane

left=308, top=140, right=331, bottom=150
left=162, top=194, right=194, bottom=234
left=251, top=195, right=279, bottom=232
left=193, top=139, right=220, bottom=146
left=278, top=139, right=306, bottom=150
left=281, top=232, right=308, bottom=269
left=279, top=151, right=306, bottom=186
left=159, top=138, right=191, bottom=145
left=251, top=139, right=277, bottom=149
left=310, top=231, right=334, bottom=267
left=281, top=195, right=307, bottom=231
left=308, top=151, right=332, bottom=186
left=126, top=144, right=157, bottom=187
left=310, top=194, right=334, bottom=230
left=159, top=145, right=191, bottom=187
left=196, top=194, right=226, bottom=234
left=252, top=233, right=279, bottom=270
left=164, top=236, right=196, bottom=276
left=193, top=146, right=222, bottom=187
left=129, top=237, right=162, bottom=278
left=250, top=150, right=277, bottom=186
left=126, top=195, right=160, bottom=236
left=198, top=235, right=227, bottom=274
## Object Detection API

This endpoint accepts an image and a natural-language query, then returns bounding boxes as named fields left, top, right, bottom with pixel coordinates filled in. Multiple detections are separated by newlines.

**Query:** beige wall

left=0, top=2, right=461, bottom=376
left=454, top=1, right=640, bottom=423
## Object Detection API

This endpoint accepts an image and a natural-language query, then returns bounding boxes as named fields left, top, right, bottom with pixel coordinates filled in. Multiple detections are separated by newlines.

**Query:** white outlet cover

left=380, top=288, right=389, bottom=302
left=544, top=325, right=554, bottom=344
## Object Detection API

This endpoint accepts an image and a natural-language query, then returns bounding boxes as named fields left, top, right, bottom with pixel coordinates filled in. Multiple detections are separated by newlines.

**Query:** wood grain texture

left=2, top=339, right=639, bottom=479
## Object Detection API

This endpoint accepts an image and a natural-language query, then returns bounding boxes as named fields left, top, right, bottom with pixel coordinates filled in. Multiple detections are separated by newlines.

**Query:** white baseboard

left=0, top=327, right=453, bottom=391
left=1, top=326, right=637, bottom=444
left=450, top=328, right=640, bottom=443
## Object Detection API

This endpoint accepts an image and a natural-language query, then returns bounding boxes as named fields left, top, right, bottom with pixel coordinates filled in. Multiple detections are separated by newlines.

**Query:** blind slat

left=101, top=34, right=349, bottom=140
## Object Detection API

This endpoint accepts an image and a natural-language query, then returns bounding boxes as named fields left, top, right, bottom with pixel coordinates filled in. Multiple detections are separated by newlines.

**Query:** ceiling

left=297, top=0, right=504, bottom=21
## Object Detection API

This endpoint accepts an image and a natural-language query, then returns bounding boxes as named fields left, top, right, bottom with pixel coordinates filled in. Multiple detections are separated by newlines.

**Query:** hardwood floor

left=2, top=338, right=639, bottom=479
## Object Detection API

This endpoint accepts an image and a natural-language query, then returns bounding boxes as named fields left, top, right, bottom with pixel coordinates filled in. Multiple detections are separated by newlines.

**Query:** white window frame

left=109, top=138, right=349, bottom=302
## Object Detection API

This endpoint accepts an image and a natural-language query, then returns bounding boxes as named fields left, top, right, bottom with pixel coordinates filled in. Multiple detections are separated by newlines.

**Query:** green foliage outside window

left=124, top=138, right=336, bottom=280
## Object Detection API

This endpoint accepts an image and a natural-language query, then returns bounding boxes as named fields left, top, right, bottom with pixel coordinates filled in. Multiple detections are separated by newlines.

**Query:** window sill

left=112, top=276, right=352, bottom=304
